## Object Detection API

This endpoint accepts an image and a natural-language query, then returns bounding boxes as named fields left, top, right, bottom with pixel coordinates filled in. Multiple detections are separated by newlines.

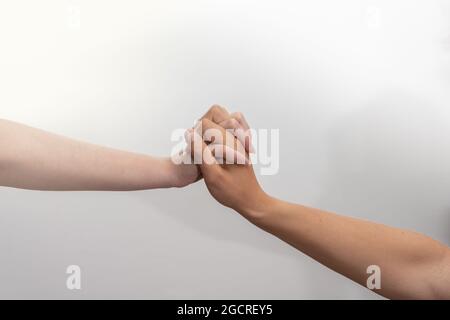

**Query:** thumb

left=187, top=130, right=222, bottom=180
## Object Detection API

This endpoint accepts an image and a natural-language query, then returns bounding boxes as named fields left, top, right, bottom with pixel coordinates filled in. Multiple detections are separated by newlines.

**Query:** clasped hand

left=177, top=105, right=273, bottom=221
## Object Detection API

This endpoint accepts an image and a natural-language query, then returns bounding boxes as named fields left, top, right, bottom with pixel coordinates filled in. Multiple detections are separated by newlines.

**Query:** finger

left=184, top=128, right=194, bottom=147
left=229, top=112, right=255, bottom=153
left=200, top=106, right=255, bottom=153
left=218, top=118, right=242, bottom=131
left=208, top=144, right=249, bottom=165
left=197, top=118, right=236, bottom=146
left=186, top=130, right=222, bottom=180
left=230, top=112, right=250, bottom=131
left=187, top=128, right=203, bottom=163
left=201, top=104, right=232, bottom=125
left=234, top=128, right=254, bottom=154
left=218, top=118, right=251, bottom=153
left=196, top=118, right=248, bottom=163
left=184, top=128, right=193, bottom=157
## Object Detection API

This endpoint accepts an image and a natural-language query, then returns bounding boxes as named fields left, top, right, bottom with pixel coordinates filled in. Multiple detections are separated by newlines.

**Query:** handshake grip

left=176, top=105, right=273, bottom=221
left=184, top=105, right=253, bottom=164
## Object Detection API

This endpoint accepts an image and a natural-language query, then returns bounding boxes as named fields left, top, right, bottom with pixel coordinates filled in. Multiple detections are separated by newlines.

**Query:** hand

left=195, top=105, right=254, bottom=155
left=166, top=154, right=201, bottom=188
left=186, top=108, right=272, bottom=221
left=172, top=105, right=253, bottom=188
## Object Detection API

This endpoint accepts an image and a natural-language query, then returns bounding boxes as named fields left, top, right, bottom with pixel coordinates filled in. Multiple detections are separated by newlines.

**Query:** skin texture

left=191, top=106, right=450, bottom=300
left=0, top=107, right=247, bottom=190
left=2, top=105, right=450, bottom=299
left=0, top=118, right=199, bottom=190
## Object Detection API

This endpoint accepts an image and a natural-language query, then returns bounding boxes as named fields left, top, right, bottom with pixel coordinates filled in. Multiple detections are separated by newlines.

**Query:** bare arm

left=0, top=118, right=198, bottom=190
left=189, top=107, right=450, bottom=299
left=250, top=198, right=450, bottom=299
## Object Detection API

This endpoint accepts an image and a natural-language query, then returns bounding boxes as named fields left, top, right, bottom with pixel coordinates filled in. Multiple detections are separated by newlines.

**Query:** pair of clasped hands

left=2, top=105, right=449, bottom=299
left=176, top=105, right=271, bottom=222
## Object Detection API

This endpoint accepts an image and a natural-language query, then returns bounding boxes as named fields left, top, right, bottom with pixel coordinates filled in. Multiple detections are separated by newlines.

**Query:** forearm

left=0, top=119, right=179, bottom=190
left=245, top=197, right=450, bottom=299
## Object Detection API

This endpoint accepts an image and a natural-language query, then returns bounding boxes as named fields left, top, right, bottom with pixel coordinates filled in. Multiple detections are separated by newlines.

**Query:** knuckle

left=234, top=112, right=243, bottom=120
left=230, top=118, right=239, bottom=127
left=210, top=104, right=222, bottom=113
left=200, top=118, right=209, bottom=128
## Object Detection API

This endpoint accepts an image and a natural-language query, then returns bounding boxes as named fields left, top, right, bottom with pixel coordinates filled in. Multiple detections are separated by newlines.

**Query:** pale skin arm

left=190, top=107, right=450, bottom=300
left=0, top=118, right=199, bottom=190
left=0, top=107, right=247, bottom=191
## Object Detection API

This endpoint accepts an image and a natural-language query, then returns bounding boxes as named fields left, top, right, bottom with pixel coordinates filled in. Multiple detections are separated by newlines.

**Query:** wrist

left=240, top=192, right=280, bottom=224
left=160, top=157, right=182, bottom=188
left=161, top=157, right=199, bottom=188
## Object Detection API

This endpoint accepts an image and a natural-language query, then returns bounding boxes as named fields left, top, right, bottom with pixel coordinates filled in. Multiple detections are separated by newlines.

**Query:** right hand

left=186, top=107, right=272, bottom=220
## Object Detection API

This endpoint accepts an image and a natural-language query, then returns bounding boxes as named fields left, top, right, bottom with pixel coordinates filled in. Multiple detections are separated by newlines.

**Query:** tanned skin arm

left=188, top=107, right=450, bottom=300
left=253, top=199, right=450, bottom=299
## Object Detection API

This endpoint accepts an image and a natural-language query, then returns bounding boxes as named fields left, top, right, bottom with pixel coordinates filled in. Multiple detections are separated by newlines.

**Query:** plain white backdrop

left=0, top=0, right=449, bottom=299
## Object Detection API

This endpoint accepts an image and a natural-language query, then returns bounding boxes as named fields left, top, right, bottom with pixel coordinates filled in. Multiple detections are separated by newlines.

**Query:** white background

left=1, top=0, right=449, bottom=299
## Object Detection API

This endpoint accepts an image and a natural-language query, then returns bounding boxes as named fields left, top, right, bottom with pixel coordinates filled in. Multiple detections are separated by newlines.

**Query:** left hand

left=169, top=104, right=253, bottom=187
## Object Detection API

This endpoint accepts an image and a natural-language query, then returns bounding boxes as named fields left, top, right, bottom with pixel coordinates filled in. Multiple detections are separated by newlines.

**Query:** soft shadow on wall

left=131, top=178, right=295, bottom=257
left=317, top=89, right=450, bottom=244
